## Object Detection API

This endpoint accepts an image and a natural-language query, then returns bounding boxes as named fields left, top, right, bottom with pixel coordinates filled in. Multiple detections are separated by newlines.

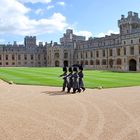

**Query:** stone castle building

left=0, top=11, right=140, bottom=71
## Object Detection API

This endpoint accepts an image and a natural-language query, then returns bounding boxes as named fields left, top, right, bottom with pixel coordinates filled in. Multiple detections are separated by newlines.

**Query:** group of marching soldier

left=60, top=65, right=85, bottom=93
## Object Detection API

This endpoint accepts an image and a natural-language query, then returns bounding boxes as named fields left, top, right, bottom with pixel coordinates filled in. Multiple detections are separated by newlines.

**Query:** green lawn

left=0, top=67, right=140, bottom=88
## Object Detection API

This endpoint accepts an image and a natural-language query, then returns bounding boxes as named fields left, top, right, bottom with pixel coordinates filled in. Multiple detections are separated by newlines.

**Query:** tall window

left=86, top=52, right=88, bottom=58
left=124, top=47, right=126, bottom=55
left=0, top=55, right=1, bottom=60
left=90, top=60, right=94, bottom=65
left=131, top=40, right=133, bottom=44
left=18, top=55, right=21, bottom=60
left=12, top=54, right=15, bottom=60
left=96, top=60, right=100, bottom=65
left=24, top=54, right=27, bottom=60
left=109, top=49, right=112, bottom=56
left=130, top=47, right=134, bottom=55
left=109, top=59, right=113, bottom=67
left=103, top=50, right=106, bottom=57
left=64, top=53, right=68, bottom=59
left=139, top=46, right=140, bottom=54
left=44, top=55, right=46, bottom=60
left=31, top=55, right=34, bottom=60
left=90, top=51, right=93, bottom=58
left=85, top=60, right=88, bottom=65
left=102, top=59, right=106, bottom=65
left=6, top=55, right=8, bottom=60
left=117, top=48, right=121, bottom=56
left=38, top=54, right=40, bottom=60
left=117, top=58, right=122, bottom=65
left=96, top=51, right=99, bottom=57
left=81, top=52, right=83, bottom=59
left=54, top=53, right=59, bottom=59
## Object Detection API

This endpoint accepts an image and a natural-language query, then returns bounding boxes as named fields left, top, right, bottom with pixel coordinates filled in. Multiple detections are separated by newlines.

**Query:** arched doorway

left=55, top=61, right=59, bottom=67
left=129, top=59, right=137, bottom=71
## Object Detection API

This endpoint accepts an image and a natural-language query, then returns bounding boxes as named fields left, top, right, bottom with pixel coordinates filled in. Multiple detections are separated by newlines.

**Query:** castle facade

left=0, top=11, right=140, bottom=71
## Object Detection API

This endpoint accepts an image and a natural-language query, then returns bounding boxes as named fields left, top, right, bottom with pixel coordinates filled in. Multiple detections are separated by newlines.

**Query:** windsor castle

left=0, top=11, right=140, bottom=71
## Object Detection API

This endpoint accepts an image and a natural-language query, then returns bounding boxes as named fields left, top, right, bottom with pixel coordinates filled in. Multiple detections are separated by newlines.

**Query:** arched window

left=55, top=53, right=59, bottom=58
left=109, top=49, right=113, bottom=56
left=117, top=48, right=121, bottom=56
left=85, top=52, right=88, bottom=58
left=90, top=60, right=94, bottom=65
left=85, top=60, right=88, bottom=65
left=96, top=51, right=99, bottom=57
left=124, top=47, right=126, bottom=55
left=90, top=52, right=93, bottom=58
left=64, top=53, right=68, bottom=58
left=102, top=59, right=107, bottom=65
left=130, top=46, right=134, bottom=55
left=81, top=60, right=84, bottom=65
left=96, top=60, right=100, bottom=65
left=109, top=59, right=113, bottom=67
left=102, top=50, right=106, bottom=57
left=81, top=52, right=83, bottom=59
left=12, top=54, right=15, bottom=60
left=55, top=61, right=59, bottom=67
left=116, top=58, right=122, bottom=65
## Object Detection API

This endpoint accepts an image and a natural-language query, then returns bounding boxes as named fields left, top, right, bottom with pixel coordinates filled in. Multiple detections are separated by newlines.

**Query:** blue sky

left=0, top=0, right=140, bottom=45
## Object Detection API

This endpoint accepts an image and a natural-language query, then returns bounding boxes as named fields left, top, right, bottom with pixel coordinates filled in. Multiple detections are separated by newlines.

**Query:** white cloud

left=0, top=0, right=68, bottom=36
left=0, top=39, right=5, bottom=43
left=35, top=9, right=44, bottom=15
left=18, top=0, right=52, bottom=4
left=57, top=2, right=65, bottom=7
left=47, top=5, right=54, bottom=10
left=97, top=30, right=119, bottom=37
left=74, top=30, right=93, bottom=40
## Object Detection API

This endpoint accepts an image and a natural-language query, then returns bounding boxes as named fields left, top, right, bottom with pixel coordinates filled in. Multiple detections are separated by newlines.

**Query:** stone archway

left=129, top=59, right=137, bottom=71
left=55, top=61, right=59, bottom=67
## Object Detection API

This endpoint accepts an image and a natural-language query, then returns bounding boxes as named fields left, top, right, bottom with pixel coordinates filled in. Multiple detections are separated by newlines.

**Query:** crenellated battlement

left=118, top=11, right=140, bottom=35
left=118, top=11, right=140, bottom=26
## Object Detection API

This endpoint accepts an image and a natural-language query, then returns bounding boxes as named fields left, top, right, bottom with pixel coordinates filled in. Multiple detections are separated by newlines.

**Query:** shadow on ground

left=41, top=91, right=74, bottom=96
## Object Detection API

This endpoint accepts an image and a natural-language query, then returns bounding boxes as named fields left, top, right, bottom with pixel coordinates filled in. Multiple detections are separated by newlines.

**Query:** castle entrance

left=129, top=59, right=137, bottom=71
left=55, top=61, right=59, bottom=67
left=64, top=61, right=68, bottom=67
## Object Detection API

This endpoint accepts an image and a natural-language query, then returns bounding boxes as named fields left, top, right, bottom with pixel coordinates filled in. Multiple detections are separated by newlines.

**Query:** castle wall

left=0, top=12, right=140, bottom=71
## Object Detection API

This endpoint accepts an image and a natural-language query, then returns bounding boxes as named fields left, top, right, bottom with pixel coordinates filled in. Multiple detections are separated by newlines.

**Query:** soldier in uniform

left=60, top=67, right=67, bottom=92
left=78, top=65, right=85, bottom=91
left=67, top=67, right=73, bottom=93
left=72, top=67, right=81, bottom=93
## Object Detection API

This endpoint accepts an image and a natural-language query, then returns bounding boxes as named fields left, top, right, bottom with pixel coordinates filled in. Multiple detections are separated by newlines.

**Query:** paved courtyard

left=0, top=80, right=140, bottom=140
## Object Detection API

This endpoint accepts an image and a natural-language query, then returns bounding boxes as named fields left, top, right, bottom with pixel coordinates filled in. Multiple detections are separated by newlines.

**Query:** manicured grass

left=0, top=67, right=140, bottom=88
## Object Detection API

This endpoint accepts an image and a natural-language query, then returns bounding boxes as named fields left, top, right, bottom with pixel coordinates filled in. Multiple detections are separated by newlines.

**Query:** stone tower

left=24, top=36, right=36, bottom=47
left=118, top=11, right=140, bottom=35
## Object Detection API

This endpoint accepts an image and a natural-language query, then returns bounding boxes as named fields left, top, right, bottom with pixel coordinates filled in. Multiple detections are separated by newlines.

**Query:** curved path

left=0, top=80, right=140, bottom=140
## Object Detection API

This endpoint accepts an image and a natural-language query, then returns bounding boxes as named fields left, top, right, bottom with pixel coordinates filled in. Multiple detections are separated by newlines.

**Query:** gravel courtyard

left=0, top=80, right=140, bottom=140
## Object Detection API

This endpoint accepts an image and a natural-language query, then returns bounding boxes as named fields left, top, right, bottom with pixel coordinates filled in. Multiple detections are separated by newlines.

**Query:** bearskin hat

left=73, top=67, right=77, bottom=72
left=68, top=67, right=73, bottom=72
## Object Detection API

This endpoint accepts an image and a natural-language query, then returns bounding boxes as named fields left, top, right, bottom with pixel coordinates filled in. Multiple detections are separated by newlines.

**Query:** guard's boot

left=67, top=88, right=70, bottom=93
left=61, top=87, right=65, bottom=92
left=78, top=88, right=81, bottom=93
left=73, top=89, right=76, bottom=93
left=82, top=87, right=85, bottom=91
